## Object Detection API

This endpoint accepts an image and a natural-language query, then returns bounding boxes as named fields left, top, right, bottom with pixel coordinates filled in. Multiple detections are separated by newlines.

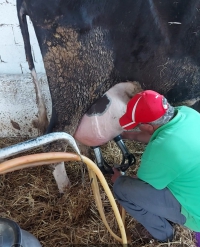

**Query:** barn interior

left=0, top=1, right=199, bottom=246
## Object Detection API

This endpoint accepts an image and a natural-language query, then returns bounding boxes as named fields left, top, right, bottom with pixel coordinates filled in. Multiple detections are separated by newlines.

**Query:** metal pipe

left=0, top=132, right=80, bottom=160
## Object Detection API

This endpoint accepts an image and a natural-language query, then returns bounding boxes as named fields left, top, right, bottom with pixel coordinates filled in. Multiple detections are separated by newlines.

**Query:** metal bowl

left=0, top=217, right=41, bottom=247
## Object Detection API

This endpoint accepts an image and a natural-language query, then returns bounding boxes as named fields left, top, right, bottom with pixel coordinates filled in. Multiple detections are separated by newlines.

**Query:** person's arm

left=121, top=130, right=152, bottom=144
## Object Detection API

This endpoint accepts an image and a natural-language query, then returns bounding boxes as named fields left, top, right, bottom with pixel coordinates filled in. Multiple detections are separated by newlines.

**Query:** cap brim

left=119, top=115, right=138, bottom=130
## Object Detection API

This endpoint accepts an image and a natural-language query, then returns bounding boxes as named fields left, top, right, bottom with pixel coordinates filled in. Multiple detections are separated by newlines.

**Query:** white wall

left=0, top=0, right=45, bottom=74
left=0, top=0, right=51, bottom=138
left=0, top=73, right=51, bottom=137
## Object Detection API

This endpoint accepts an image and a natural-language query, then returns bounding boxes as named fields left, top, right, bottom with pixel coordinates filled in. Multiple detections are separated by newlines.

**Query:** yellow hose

left=0, top=152, right=128, bottom=245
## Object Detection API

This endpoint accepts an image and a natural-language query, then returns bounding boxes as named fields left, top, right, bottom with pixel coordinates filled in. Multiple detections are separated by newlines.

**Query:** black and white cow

left=17, top=0, right=200, bottom=191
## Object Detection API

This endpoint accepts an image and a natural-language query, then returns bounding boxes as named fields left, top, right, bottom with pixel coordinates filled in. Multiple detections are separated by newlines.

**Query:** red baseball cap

left=119, top=90, right=168, bottom=130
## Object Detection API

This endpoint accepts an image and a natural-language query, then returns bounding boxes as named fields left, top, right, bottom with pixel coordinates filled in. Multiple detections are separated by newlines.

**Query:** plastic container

left=0, top=217, right=42, bottom=247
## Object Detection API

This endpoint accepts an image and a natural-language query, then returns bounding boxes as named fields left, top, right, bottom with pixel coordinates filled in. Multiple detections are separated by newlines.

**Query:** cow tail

left=17, top=0, right=49, bottom=134
left=16, top=0, right=34, bottom=71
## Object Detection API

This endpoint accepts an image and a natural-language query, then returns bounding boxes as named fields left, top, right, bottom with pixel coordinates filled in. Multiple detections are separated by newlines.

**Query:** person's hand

left=121, top=128, right=152, bottom=144
left=111, top=168, right=121, bottom=183
left=120, top=130, right=139, bottom=140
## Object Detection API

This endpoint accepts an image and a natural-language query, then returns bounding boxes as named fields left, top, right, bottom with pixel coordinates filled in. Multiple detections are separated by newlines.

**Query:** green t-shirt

left=137, top=106, right=200, bottom=231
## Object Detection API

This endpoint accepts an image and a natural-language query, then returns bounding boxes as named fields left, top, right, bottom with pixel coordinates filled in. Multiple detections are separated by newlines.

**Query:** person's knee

left=113, top=176, right=148, bottom=201
left=113, top=176, right=129, bottom=199
left=113, top=176, right=131, bottom=199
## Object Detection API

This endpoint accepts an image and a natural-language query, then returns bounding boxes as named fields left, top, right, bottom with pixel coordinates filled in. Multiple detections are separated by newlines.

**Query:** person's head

left=119, top=90, right=174, bottom=134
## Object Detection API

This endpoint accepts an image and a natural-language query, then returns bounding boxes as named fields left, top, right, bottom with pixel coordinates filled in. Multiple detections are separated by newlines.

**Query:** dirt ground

left=0, top=137, right=197, bottom=247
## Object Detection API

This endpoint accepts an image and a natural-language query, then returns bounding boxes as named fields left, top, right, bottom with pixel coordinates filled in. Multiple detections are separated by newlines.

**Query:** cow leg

left=52, top=162, right=71, bottom=193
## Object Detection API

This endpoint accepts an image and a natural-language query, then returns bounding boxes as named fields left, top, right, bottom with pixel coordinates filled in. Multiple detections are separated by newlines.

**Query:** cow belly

left=74, top=81, right=142, bottom=146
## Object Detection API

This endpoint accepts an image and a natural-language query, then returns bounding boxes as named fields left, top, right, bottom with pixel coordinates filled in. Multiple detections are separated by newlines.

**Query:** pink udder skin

left=74, top=81, right=142, bottom=146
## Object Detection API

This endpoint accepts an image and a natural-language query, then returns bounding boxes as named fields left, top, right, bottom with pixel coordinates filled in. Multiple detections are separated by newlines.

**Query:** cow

left=16, top=0, right=200, bottom=191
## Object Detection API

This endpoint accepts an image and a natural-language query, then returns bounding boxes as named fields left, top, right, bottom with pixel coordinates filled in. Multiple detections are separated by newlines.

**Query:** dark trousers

left=113, top=176, right=186, bottom=241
